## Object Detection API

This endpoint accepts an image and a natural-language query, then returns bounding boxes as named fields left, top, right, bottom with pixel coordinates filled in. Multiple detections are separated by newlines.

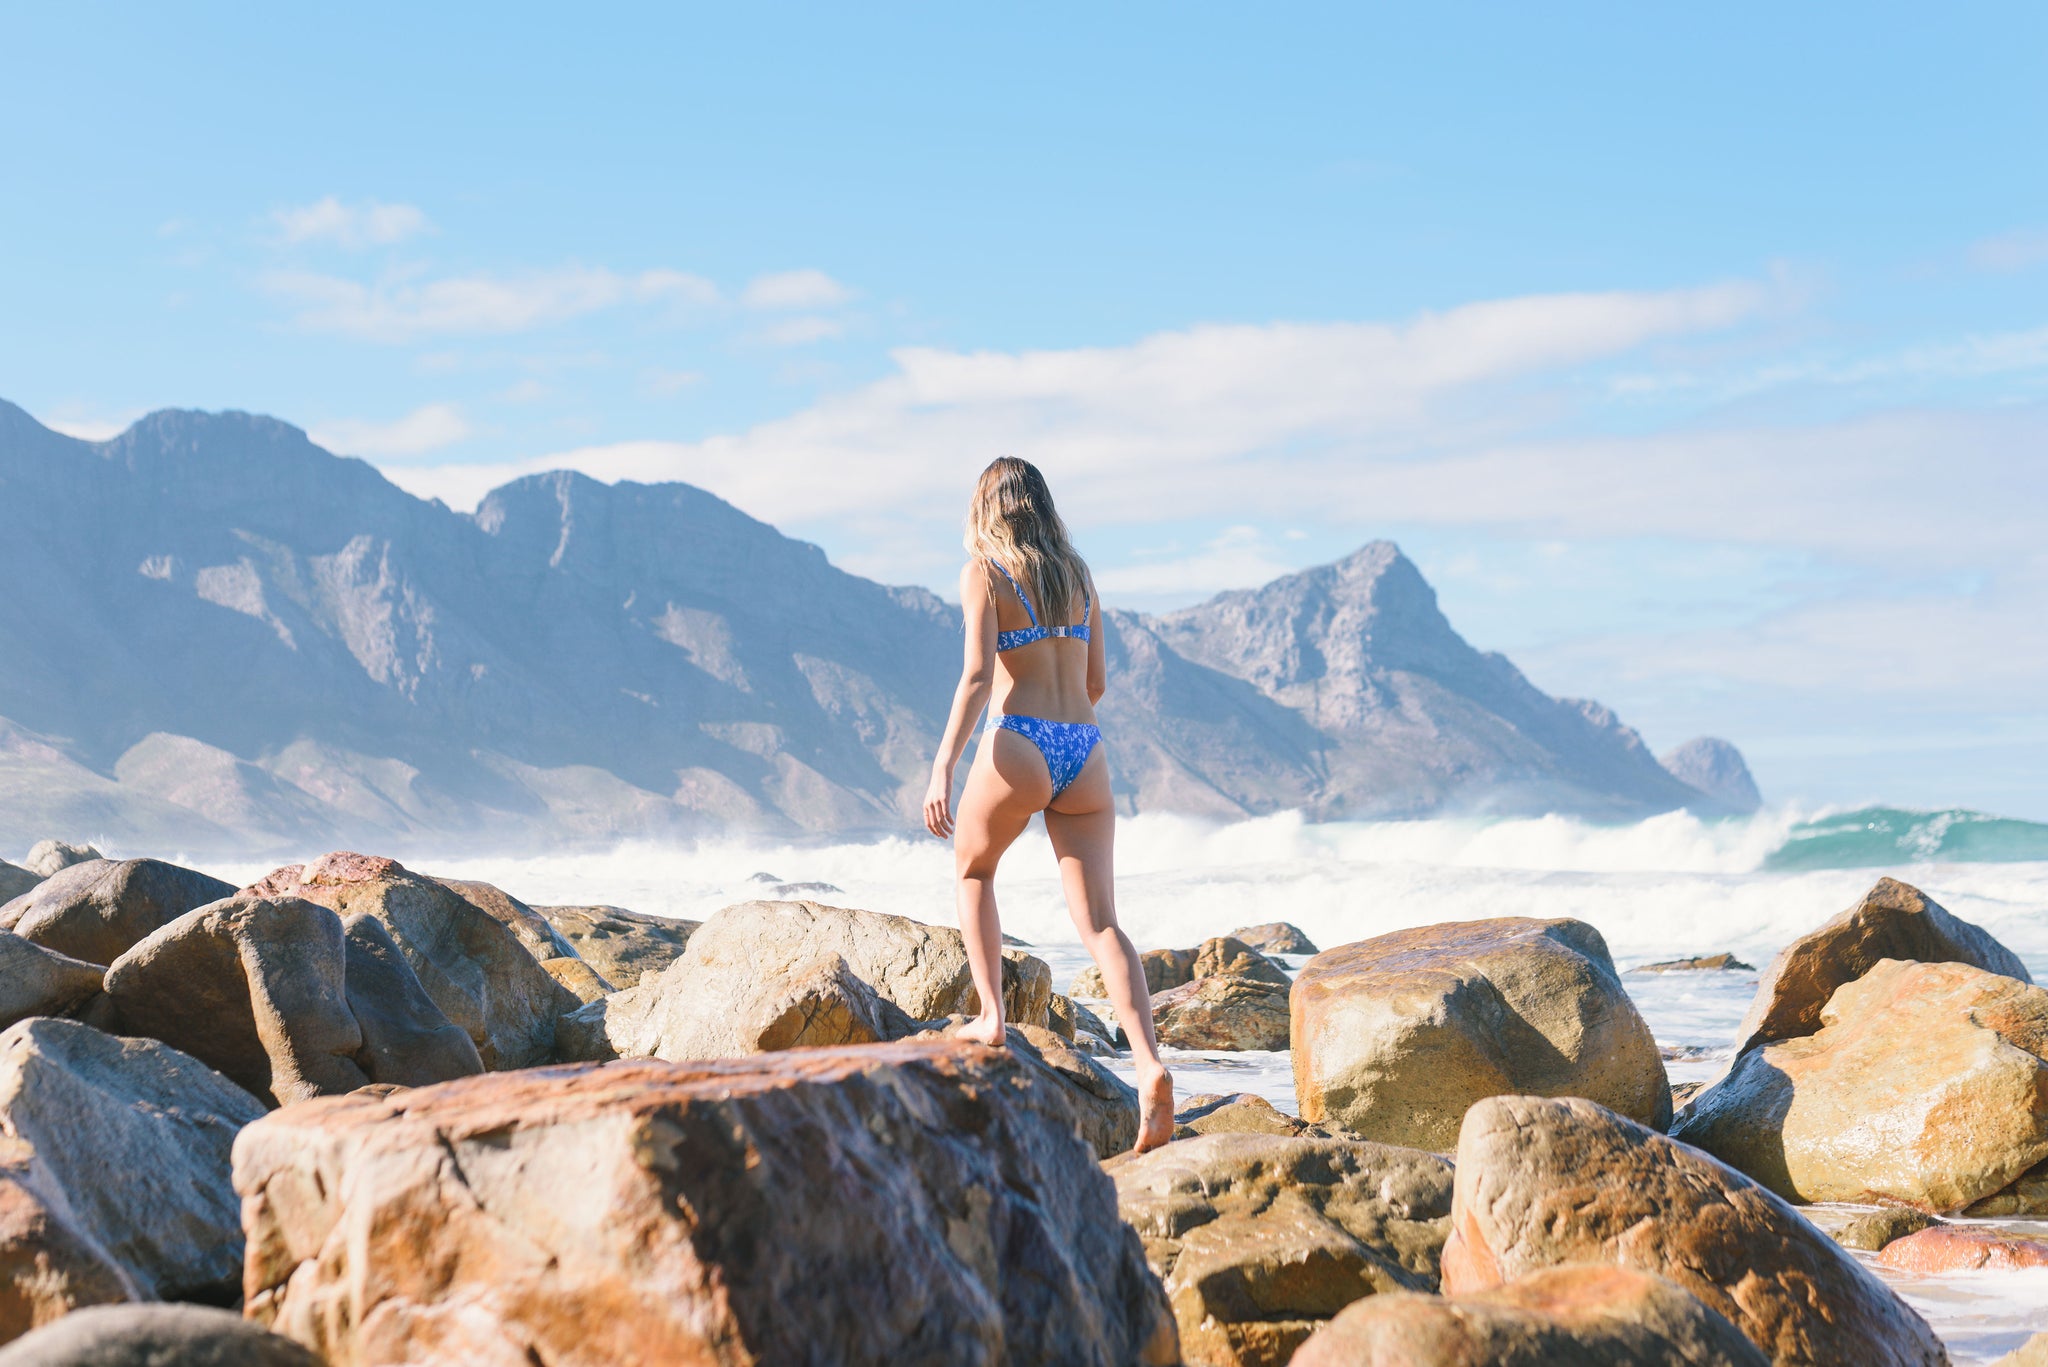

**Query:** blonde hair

left=963, top=457, right=1089, bottom=625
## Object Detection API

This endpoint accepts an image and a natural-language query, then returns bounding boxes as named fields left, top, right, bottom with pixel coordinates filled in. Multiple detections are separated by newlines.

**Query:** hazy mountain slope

left=0, top=401, right=1738, bottom=852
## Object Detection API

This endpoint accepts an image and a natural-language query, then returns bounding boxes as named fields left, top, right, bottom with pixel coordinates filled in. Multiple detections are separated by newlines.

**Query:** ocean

left=211, top=803, right=2048, bottom=1363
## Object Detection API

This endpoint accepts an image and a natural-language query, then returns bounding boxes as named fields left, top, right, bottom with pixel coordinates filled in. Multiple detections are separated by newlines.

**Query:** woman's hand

left=923, top=766, right=955, bottom=839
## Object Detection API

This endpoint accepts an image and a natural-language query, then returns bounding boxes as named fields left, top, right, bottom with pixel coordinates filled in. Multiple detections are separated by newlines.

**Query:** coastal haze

left=0, top=400, right=1753, bottom=855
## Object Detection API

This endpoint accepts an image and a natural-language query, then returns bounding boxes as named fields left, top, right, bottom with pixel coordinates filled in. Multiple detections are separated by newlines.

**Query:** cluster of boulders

left=1071, top=925, right=1311, bottom=1052
left=0, top=841, right=2037, bottom=1365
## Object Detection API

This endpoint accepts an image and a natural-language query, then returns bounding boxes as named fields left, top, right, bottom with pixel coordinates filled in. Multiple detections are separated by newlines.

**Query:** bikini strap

left=988, top=559, right=1038, bottom=626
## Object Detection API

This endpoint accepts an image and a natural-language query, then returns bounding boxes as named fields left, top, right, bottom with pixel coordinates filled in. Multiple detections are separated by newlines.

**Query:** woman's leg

left=1043, top=745, right=1174, bottom=1152
left=951, top=727, right=1051, bottom=1047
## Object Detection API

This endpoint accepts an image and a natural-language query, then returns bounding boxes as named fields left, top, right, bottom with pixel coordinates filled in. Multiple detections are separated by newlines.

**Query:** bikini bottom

left=987, top=713, right=1103, bottom=798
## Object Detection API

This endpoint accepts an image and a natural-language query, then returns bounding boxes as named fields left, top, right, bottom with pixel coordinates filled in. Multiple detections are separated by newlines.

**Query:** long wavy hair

left=963, top=458, right=1089, bottom=625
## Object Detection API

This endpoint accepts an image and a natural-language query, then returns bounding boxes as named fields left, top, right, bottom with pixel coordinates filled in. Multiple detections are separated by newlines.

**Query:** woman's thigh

left=954, top=729, right=1051, bottom=874
left=1043, top=745, right=1117, bottom=933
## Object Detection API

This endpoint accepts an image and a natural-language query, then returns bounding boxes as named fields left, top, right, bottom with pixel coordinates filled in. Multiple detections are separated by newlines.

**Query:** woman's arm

left=924, top=562, right=998, bottom=838
left=1085, top=568, right=1107, bottom=705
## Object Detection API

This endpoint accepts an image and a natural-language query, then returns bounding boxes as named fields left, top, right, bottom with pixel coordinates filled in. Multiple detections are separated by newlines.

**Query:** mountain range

left=0, top=401, right=1756, bottom=855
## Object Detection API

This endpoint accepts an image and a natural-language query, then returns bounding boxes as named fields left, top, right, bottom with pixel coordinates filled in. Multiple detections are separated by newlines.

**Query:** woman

left=923, top=457, right=1174, bottom=1153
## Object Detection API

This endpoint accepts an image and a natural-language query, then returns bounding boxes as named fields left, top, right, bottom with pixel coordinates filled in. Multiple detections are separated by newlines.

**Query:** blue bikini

left=985, top=560, right=1102, bottom=797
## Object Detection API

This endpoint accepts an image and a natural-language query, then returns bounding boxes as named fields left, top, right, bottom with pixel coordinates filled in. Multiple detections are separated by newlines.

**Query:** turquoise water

left=1766, top=806, right=2048, bottom=871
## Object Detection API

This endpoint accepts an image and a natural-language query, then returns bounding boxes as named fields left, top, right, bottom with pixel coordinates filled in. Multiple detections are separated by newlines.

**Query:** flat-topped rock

left=1441, top=1095, right=1946, bottom=1367
left=235, top=1041, right=1177, bottom=1366
left=530, top=904, right=696, bottom=989
left=1292, top=918, right=1668, bottom=1148
left=1733, top=876, right=2027, bottom=1057
left=0, top=859, right=234, bottom=966
left=1676, top=958, right=2048, bottom=1211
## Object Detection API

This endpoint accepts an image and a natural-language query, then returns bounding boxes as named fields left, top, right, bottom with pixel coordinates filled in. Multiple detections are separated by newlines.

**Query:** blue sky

left=5, top=4, right=2047, bottom=815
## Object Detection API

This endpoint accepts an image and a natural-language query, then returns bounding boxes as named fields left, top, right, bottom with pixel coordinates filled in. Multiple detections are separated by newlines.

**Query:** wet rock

left=0, top=936, right=102, bottom=1030
left=1967, top=1156, right=2048, bottom=1216
left=1191, top=937, right=1291, bottom=986
left=1173, top=1092, right=1354, bottom=1141
left=1290, top=1263, right=1770, bottom=1367
left=1112, top=1132, right=1453, bottom=1366
left=1154, top=975, right=1290, bottom=1051
left=0, top=859, right=234, bottom=967
left=1675, top=959, right=2048, bottom=1211
left=0, top=1303, right=323, bottom=1365
left=1631, top=952, right=1755, bottom=973
left=244, top=852, right=579, bottom=1069
left=234, top=1041, right=1178, bottom=1367
left=920, top=1018, right=1139, bottom=1158
left=1072, top=946, right=1197, bottom=999
left=565, top=952, right=912, bottom=1063
left=19, top=843, right=99, bottom=880
left=432, top=877, right=580, bottom=963
left=1440, top=1094, right=1945, bottom=1367
left=0, top=870, right=34, bottom=908
left=0, top=1019, right=263, bottom=1321
left=1734, top=876, right=2028, bottom=1057
left=338, top=915, right=486, bottom=1088
left=1878, top=1224, right=2048, bottom=1274
left=1292, top=918, right=1668, bottom=1149
left=1231, top=922, right=1317, bottom=956
left=104, top=895, right=369, bottom=1105
left=1046, top=992, right=1110, bottom=1043
left=530, top=904, right=696, bottom=989
left=1834, top=1208, right=1939, bottom=1252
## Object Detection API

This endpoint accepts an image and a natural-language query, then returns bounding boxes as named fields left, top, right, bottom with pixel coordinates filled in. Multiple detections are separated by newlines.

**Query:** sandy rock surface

left=243, top=852, right=579, bottom=1069
left=532, top=904, right=695, bottom=989
left=0, top=859, right=234, bottom=967
left=1440, top=1094, right=1946, bottom=1367
left=0, top=1303, right=322, bottom=1366
left=0, top=1019, right=262, bottom=1328
left=1113, top=1131, right=1453, bottom=1367
left=1290, top=1263, right=1770, bottom=1367
left=1154, top=975, right=1290, bottom=1050
left=234, top=1041, right=1177, bottom=1367
left=1292, top=917, right=1668, bottom=1148
left=1676, top=958, right=2048, bottom=1211
left=1733, top=876, right=2028, bottom=1057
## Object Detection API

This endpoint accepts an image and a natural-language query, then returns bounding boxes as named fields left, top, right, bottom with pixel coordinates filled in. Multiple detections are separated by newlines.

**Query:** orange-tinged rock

left=234, top=1040, right=1177, bottom=1367
left=1878, top=1225, right=2048, bottom=1274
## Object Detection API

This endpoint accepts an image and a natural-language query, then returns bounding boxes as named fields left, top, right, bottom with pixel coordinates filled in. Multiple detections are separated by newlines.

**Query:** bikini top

left=989, top=559, right=1091, bottom=652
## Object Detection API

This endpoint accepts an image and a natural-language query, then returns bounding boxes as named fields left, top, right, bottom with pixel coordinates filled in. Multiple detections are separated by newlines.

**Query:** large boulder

left=1732, top=876, right=2028, bottom=1057
left=918, top=1019, right=1140, bottom=1159
left=18, top=844, right=98, bottom=880
left=563, top=952, right=912, bottom=1063
left=339, top=915, right=487, bottom=1088
left=1675, top=958, right=2048, bottom=1211
left=0, top=937, right=101, bottom=1031
left=0, top=1019, right=264, bottom=1326
left=1231, top=923, right=1318, bottom=956
left=103, top=896, right=368, bottom=1105
left=1112, top=1132, right=1453, bottom=1366
left=1291, top=918, right=1668, bottom=1149
left=1191, top=937, right=1290, bottom=986
left=1290, top=1263, right=1769, bottom=1367
left=662, top=899, right=1049, bottom=1027
left=0, top=871, right=34, bottom=909
left=529, top=904, right=696, bottom=989
left=1440, top=1095, right=1946, bottom=1367
left=0, top=860, right=234, bottom=967
left=243, top=853, right=579, bottom=1069
left=234, top=1042, right=1178, bottom=1366
left=1154, top=976, right=1290, bottom=1051
left=432, top=878, right=580, bottom=962
left=0, top=1304, right=322, bottom=1366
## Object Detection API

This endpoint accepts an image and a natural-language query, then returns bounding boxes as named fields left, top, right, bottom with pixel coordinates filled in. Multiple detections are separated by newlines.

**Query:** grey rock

left=20, top=842, right=99, bottom=879
left=0, top=1304, right=321, bottom=1365
left=0, top=934, right=103, bottom=1030
left=1630, top=952, right=1754, bottom=973
left=434, top=877, right=580, bottom=962
left=1047, top=992, right=1111, bottom=1043
left=1231, top=921, right=1318, bottom=955
left=0, top=866, right=35, bottom=906
left=530, top=904, right=696, bottom=989
left=1660, top=736, right=1764, bottom=815
left=339, top=914, right=486, bottom=1087
left=0, top=859, right=235, bottom=967
left=1834, top=1208, right=1939, bottom=1252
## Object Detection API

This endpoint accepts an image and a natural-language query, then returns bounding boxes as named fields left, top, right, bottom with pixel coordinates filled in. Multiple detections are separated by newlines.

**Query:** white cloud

left=742, top=269, right=851, bottom=310
left=271, top=196, right=431, bottom=249
left=755, top=315, right=846, bottom=346
left=311, top=403, right=471, bottom=457
left=1095, top=527, right=1303, bottom=597
left=1970, top=228, right=2048, bottom=273
left=264, top=265, right=717, bottom=343
left=39, top=408, right=145, bottom=441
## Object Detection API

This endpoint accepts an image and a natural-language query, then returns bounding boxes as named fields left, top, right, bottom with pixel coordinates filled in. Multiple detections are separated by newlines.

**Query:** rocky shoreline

left=0, top=840, right=2039, bottom=1363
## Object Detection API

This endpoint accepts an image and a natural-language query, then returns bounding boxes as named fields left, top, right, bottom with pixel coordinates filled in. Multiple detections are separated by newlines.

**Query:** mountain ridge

left=0, top=401, right=1752, bottom=853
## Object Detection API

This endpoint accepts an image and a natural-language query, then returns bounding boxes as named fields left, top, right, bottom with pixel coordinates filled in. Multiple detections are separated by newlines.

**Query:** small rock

left=19, top=842, right=100, bottom=880
left=1670, top=1081, right=1704, bottom=1108
left=1190, top=936, right=1290, bottom=986
left=0, top=934, right=103, bottom=1030
left=1153, top=975, right=1290, bottom=1051
left=1833, top=1208, right=1939, bottom=1252
left=1230, top=922, right=1318, bottom=955
left=0, top=859, right=234, bottom=966
left=1631, top=952, right=1755, bottom=973
left=1878, top=1224, right=2048, bottom=1274
left=1290, top=1264, right=1770, bottom=1367
left=1072, top=946, right=1197, bottom=999
left=1046, top=992, right=1110, bottom=1043
left=530, top=904, right=696, bottom=990
left=1173, top=1092, right=1351, bottom=1141
left=0, top=1303, right=322, bottom=1365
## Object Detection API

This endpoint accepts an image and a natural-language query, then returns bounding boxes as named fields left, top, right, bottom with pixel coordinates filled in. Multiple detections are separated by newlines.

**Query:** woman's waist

left=987, top=683, right=1096, bottom=727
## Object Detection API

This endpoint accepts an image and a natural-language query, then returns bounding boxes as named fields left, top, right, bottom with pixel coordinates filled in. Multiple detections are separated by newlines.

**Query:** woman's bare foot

left=956, top=1013, right=1008, bottom=1049
left=1133, top=1067, right=1174, bottom=1153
